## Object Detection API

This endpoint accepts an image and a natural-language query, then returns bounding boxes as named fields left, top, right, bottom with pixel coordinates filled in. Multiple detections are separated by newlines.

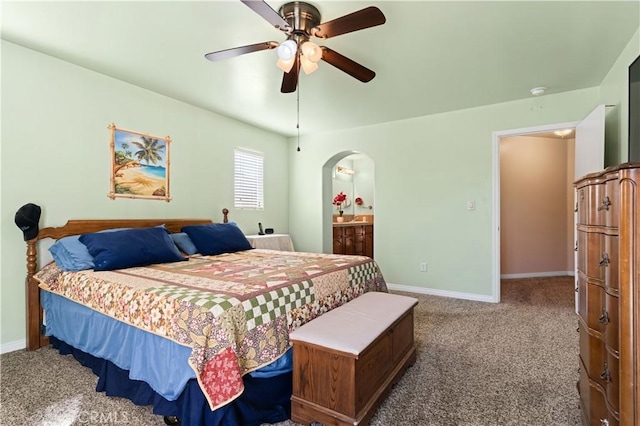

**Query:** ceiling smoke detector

left=530, top=86, right=546, bottom=96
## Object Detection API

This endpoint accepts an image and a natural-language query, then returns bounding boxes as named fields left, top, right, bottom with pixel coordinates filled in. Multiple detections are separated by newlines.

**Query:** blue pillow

left=48, top=225, right=168, bottom=271
left=79, top=227, right=186, bottom=271
left=170, top=232, right=198, bottom=255
left=182, top=223, right=252, bottom=256
left=49, top=235, right=95, bottom=271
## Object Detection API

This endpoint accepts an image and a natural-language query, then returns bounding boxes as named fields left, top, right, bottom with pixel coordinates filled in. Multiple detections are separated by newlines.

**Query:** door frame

left=492, top=120, right=580, bottom=302
left=322, top=151, right=373, bottom=254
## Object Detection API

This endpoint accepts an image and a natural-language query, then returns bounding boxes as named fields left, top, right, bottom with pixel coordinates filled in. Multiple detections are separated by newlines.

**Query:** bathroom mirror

left=332, top=154, right=374, bottom=219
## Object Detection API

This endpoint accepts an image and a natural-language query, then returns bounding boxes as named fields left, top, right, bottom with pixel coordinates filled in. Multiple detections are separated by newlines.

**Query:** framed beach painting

left=108, top=123, right=171, bottom=201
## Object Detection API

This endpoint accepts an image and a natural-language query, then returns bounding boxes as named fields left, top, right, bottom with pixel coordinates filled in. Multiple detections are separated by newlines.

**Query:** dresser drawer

left=603, top=236, right=618, bottom=292
left=582, top=233, right=618, bottom=287
left=603, top=178, right=619, bottom=229
left=578, top=283, right=606, bottom=333
left=584, top=233, right=605, bottom=281
left=604, top=350, right=620, bottom=414
left=580, top=328, right=621, bottom=411
left=604, top=294, right=619, bottom=352
left=579, top=327, right=607, bottom=388
left=580, top=359, right=619, bottom=426
left=583, top=181, right=619, bottom=228
left=577, top=184, right=600, bottom=226
left=586, top=183, right=606, bottom=226
left=577, top=231, right=588, bottom=274
left=578, top=276, right=588, bottom=324
left=577, top=186, right=588, bottom=225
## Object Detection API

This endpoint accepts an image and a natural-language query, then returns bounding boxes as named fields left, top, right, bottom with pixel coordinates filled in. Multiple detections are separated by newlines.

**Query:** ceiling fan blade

left=281, top=56, right=300, bottom=93
left=320, top=47, right=375, bottom=83
left=311, top=6, right=386, bottom=39
left=280, top=56, right=300, bottom=93
left=240, top=0, right=291, bottom=32
left=204, top=41, right=278, bottom=61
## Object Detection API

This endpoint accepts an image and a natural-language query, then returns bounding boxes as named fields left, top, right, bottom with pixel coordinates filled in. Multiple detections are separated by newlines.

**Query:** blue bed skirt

left=50, top=336, right=292, bottom=426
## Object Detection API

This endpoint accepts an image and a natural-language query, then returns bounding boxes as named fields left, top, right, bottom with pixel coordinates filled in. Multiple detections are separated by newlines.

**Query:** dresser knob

left=597, top=196, right=611, bottom=211
left=574, top=241, right=578, bottom=252
left=574, top=202, right=578, bottom=213
left=599, top=253, right=610, bottom=267
left=600, top=363, right=611, bottom=383
left=598, top=308, right=610, bottom=324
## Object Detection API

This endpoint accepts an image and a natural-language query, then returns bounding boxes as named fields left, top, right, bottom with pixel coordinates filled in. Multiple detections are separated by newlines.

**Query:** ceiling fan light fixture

left=277, top=39, right=297, bottom=61
left=300, top=56, right=319, bottom=74
left=277, top=57, right=295, bottom=73
left=204, top=1, right=387, bottom=93
left=301, top=41, right=322, bottom=62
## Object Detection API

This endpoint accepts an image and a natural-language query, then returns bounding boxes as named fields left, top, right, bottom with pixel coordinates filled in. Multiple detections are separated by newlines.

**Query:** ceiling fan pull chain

left=297, top=52, right=301, bottom=152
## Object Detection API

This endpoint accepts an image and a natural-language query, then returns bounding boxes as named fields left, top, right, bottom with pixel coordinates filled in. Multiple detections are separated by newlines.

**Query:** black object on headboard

left=15, top=203, right=41, bottom=241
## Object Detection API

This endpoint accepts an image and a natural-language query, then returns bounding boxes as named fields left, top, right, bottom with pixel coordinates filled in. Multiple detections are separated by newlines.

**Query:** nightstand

left=245, top=234, right=295, bottom=251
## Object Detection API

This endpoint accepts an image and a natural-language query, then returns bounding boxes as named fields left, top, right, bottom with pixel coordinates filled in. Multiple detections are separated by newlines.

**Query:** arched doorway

left=322, top=151, right=375, bottom=255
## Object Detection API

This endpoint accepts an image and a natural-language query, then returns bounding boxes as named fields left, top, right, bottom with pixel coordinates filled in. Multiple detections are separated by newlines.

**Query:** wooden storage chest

left=290, top=292, right=417, bottom=426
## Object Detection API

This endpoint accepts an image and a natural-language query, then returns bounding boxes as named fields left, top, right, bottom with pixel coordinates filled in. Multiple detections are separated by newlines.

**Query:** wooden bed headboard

left=24, top=208, right=229, bottom=350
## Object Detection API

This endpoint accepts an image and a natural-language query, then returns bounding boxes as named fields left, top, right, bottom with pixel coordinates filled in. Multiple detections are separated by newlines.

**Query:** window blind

left=234, top=148, right=264, bottom=210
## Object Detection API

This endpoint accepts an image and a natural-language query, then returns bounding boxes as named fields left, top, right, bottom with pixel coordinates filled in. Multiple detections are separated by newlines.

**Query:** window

left=234, top=148, right=264, bottom=210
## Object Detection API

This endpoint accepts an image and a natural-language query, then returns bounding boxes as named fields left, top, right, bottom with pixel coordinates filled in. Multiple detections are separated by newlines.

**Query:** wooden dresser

left=575, top=163, right=639, bottom=426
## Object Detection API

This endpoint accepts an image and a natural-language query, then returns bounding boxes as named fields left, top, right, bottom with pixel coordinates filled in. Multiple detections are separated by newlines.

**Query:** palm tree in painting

left=114, top=142, right=133, bottom=169
left=132, top=136, right=164, bottom=166
left=122, top=142, right=132, bottom=159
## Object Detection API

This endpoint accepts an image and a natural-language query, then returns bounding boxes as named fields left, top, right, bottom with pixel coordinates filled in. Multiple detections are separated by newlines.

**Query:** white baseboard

left=500, top=271, right=574, bottom=279
left=386, top=283, right=497, bottom=303
left=1, top=339, right=26, bottom=354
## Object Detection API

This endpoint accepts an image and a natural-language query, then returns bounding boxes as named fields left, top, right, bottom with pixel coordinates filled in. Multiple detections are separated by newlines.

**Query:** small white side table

left=245, top=234, right=295, bottom=251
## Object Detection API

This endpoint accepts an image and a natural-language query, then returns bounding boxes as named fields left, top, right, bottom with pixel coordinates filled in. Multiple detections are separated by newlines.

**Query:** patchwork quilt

left=34, top=249, right=388, bottom=410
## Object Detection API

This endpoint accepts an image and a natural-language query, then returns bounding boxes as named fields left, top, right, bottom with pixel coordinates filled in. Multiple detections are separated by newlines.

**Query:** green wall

left=0, top=41, right=289, bottom=348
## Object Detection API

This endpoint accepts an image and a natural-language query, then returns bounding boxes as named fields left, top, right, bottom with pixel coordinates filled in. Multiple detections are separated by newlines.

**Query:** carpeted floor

left=0, top=277, right=581, bottom=426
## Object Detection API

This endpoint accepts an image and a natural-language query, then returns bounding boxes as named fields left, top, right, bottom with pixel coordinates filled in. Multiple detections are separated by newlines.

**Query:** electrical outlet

left=420, top=262, right=427, bottom=272
left=466, top=200, right=475, bottom=211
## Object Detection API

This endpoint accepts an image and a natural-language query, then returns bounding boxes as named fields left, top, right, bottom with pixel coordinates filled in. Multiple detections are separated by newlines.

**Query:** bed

left=24, top=209, right=388, bottom=425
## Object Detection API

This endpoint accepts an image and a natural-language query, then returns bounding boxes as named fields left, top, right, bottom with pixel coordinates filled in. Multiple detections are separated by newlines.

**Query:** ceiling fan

left=204, top=0, right=386, bottom=93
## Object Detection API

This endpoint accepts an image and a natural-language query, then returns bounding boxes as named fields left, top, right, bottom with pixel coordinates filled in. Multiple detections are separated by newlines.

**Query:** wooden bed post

left=26, top=238, right=47, bottom=350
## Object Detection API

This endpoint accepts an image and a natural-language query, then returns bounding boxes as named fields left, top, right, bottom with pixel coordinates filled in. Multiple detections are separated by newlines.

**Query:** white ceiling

left=2, top=1, right=638, bottom=137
